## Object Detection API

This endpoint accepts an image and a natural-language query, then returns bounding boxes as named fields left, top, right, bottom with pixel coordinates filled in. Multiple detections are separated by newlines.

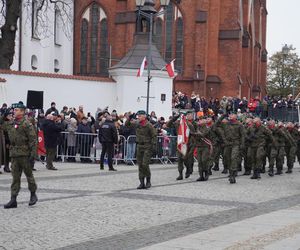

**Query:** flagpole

left=146, top=13, right=153, bottom=115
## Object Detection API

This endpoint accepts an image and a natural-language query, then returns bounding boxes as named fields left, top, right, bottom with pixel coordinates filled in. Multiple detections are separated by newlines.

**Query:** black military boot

left=29, top=192, right=38, bottom=206
left=176, top=171, right=183, bottom=180
left=251, top=170, right=258, bottom=179
left=4, top=166, right=11, bottom=173
left=208, top=167, right=213, bottom=176
left=256, top=169, right=261, bottom=179
left=4, top=196, right=17, bottom=209
left=109, top=167, right=117, bottom=171
left=286, top=167, right=293, bottom=174
left=137, top=178, right=146, bottom=189
left=196, top=171, right=204, bottom=181
left=275, top=168, right=283, bottom=175
left=261, top=166, right=266, bottom=174
left=100, top=164, right=104, bottom=170
left=229, top=171, right=236, bottom=184
left=221, top=168, right=228, bottom=174
left=268, top=168, right=274, bottom=177
left=203, top=171, right=209, bottom=181
left=145, top=177, right=151, bottom=189
left=212, top=163, right=219, bottom=171
left=185, top=169, right=191, bottom=179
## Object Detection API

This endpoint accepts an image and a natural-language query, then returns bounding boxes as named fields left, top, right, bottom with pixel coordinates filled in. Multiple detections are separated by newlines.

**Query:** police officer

left=135, top=110, right=157, bottom=189
left=2, top=102, right=38, bottom=209
left=98, top=112, right=118, bottom=171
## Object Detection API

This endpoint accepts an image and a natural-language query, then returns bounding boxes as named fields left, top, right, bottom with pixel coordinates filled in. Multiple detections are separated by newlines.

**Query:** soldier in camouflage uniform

left=248, top=118, right=274, bottom=179
left=194, top=118, right=213, bottom=181
left=135, top=110, right=157, bottom=189
left=266, top=120, right=289, bottom=176
left=220, top=114, right=245, bottom=184
left=167, top=111, right=197, bottom=180
left=2, top=102, right=38, bottom=209
left=218, top=118, right=229, bottom=174
left=243, top=118, right=254, bottom=176
left=211, top=118, right=222, bottom=172
left=284, top=122, right=298, bottom=173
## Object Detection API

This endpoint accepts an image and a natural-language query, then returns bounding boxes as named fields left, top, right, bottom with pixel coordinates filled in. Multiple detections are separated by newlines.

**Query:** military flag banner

left=177, top=114, right=190, bottom=156
left=38, top=130, right=46, bottom=156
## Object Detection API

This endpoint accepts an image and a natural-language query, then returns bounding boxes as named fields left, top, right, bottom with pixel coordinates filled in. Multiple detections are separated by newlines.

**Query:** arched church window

left=175, top=18, right=183, bottom=73
left=80, top=19, right=88, bottom=74
left=90, top=3, right=99, bottom=74
left=79, top=3, right=109, bottom=76
left=155, top=1, right=184, bottom=75
left=99, top=19, right=109, bottom=77
left=165, top=2, right=174, bottom=63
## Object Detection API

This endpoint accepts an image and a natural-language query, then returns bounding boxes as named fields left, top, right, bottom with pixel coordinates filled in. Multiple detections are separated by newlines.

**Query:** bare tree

left=0, top=0, right=72, bottom=70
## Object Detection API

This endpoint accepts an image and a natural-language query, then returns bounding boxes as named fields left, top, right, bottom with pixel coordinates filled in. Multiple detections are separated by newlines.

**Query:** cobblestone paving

left=1, top=162, right=300, bottom=250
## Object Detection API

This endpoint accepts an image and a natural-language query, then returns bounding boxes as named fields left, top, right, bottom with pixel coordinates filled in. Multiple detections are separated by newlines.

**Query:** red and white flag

left=166, top=59, right=176, bottom=77
left=177, top=114, right=190, bottom=156
left=137, top=56, right=147, bottom=77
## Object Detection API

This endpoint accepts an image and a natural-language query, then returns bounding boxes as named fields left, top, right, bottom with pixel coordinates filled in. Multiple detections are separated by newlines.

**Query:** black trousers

left=100, top=142, right=114, bottom=168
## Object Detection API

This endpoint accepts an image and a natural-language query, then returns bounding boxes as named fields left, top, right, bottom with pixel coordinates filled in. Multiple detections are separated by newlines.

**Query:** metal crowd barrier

left=56, top=132, right=178, bottom=165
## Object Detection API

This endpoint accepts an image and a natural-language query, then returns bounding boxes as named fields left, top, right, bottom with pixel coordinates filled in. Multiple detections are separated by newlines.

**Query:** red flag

left=38, top=130, right=46, bottom=156
left=137, top=57, right=147, bottom=77
left=177, top=115, right=190, bottom=156
left=166, top=59, right=176, bottom=77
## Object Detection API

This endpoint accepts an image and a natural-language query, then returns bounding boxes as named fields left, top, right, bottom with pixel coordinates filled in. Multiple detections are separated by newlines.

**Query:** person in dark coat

left=45, top=102, right=59, bottom=116
left=77, top=117, right=93, bottom=163
left=43, top=114, right=64, bottom=170
left=98, top=113, right=118, bottom=171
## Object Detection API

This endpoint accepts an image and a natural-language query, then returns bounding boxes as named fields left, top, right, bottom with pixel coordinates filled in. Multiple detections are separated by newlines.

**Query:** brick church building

left=74, top=0, right=268, bottom=99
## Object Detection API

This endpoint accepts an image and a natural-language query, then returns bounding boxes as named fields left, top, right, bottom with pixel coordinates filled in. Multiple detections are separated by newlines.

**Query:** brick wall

left=74, top=0, right=267, bottom=99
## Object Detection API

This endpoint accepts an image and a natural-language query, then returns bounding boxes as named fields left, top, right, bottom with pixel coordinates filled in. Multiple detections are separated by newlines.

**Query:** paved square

left=1, top=162, right=300, bottom=249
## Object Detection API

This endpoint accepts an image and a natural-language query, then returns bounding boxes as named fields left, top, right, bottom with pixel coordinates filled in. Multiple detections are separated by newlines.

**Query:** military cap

left=12, top=101, right=26, bottom=109
left=136, top=110, right=147, bottom=115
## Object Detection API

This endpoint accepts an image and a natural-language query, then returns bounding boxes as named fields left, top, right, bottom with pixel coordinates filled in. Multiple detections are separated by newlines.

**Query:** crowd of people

left=1, top=98, right=300, bottom=185
left=172, top=92, right=299, bottom=120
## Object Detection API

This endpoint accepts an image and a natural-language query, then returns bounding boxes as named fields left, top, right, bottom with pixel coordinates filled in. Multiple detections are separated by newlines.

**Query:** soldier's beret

left=136, top=110, right=147, bottom=115
left=12, top=101, right=26, bottom=109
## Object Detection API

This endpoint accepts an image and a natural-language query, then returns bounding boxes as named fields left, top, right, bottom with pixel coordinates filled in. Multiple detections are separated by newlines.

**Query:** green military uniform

left=216, top=120, right=229, bottom=174
left=220, top=118, right=245, bottom=183
left=194, top=123, right=212, bottom=181
left=243, top=123, right=254, bottom=175
left=135, top=111, right=157, bottom=189
left=285, top=127, right=298, bottom=173
left=248, top=125, right=273, bottom=179
left=210, top=122, right=222, bottom=171
left=2, top=102, right=38, bottom=208
left=267, top=126, right=288, bottom=176
left=167, top=113, right=197, bottom=180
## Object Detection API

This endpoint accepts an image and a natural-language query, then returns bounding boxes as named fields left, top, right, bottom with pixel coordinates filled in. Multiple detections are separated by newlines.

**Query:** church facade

left=74, top=0, right=268, bottom=99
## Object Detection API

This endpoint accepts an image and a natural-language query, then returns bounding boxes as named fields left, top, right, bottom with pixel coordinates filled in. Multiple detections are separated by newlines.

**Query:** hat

left=12, top=101, right=26, bottom=109
left=51, top=102, right=56, bottom=106
left=136, top=110, right=147, bottom=115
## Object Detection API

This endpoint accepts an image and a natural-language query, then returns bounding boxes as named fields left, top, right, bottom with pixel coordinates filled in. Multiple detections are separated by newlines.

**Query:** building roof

left=110, top=33, right=167, bottom=71
left=0, top=70, right=115, bottom=83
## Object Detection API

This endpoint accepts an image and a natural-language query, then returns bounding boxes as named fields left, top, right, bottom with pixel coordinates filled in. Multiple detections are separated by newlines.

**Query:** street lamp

left=135, top=0, right=172, bottom=115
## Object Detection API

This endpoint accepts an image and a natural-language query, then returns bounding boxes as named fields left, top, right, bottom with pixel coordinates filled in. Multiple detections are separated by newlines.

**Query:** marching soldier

left=285, top=122, right=298, bottom=173
left=2, top=102, right=38, bottom=209
left=135, top=110, right=157, bottom=189
left=194, top=118, right=213, bottom=181
left=267, top=120, right=289, bottom=176
left=248, top=118, right=273, bottom=180
left=220, top=114, right=245, bottom=184
left=167, top=111, right=197, bottom=180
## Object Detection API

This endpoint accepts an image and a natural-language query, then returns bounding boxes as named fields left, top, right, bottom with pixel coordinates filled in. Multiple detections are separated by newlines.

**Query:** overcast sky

left=267, top=0, right=300, bottom=56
